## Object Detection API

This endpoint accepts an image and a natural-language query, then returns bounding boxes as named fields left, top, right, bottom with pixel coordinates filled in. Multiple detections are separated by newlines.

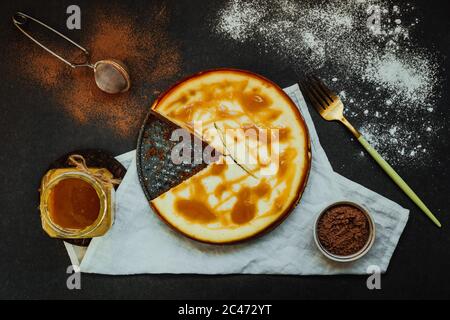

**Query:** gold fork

left=300, top=76, right=441, bottom=227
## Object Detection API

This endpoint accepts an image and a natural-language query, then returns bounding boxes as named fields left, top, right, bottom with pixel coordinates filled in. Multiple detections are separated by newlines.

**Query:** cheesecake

left=138, top=69, right=311, bottom=244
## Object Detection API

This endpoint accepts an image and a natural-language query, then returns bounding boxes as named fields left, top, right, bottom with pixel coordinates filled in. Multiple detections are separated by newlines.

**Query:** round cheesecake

left=149, top=69, right=311, bottom=244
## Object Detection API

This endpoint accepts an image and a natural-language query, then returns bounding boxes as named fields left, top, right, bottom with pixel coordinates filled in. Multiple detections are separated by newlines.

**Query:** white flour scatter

left=363, top=52, right=438, bottom=107
left=213, top=0, right=443, bottom=167
left=216, top=1, right=264, bottom=42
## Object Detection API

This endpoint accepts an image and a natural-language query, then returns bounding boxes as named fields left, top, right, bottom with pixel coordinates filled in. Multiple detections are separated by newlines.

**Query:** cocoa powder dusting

left=12, top=4, right=181, bottom=137
left=317, top=204, right=370, bottom=256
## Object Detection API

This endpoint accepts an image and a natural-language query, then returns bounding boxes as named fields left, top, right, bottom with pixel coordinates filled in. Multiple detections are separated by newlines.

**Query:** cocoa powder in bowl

left=316, top=203, right=371, bottom=257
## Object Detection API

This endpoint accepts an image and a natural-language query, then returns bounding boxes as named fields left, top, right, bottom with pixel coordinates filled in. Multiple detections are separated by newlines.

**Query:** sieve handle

left=12, top=12, right=91, bottom=68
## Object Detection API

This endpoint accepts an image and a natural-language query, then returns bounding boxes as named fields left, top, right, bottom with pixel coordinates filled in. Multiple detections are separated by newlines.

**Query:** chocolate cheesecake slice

left=137, top=111, right=219, bottom=201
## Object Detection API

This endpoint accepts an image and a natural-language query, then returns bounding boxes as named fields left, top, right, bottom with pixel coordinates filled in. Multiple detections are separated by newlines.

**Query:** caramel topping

left=267, top=148, right=298, bottom=213
left=173, top=176, right=217, bottom=224
left=169, top=104, right=192, bottom=122
left=239, top=92, right=273, bottom=113
left=210, top=162, right=227, bottom=176
left=264, top=109, right=282, bottom=121
left=214, top=184, right=228, bottom=198
left=277, top=147, right=297, bottom=179
left=171, top=147, right=299, bottom=226
left=48, top=178, right=100, bottom=230
left=166, top=80, right=280, bottom=127
left=216, top=105, right=231, bottom=119
left=278, top=127, right=291, bottom=142
left=231, top=180, right=270, bottom=225
left=175, top=199, right=217, bottom=224
left=254, top=180, right=270, bottom=198
left=231, top=187, right=256, bottom=225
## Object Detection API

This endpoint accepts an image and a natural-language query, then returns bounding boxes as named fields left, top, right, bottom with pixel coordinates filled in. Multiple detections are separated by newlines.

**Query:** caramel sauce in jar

left=40, top=168, right=115, bottom=239
left=48, top=178, right=100, bottom=230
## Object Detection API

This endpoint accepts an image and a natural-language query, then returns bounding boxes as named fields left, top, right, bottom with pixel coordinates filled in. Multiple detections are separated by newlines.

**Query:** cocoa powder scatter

left=317, top=204, right=370, bottom=256
left=12, top=4, right=181, bottom=138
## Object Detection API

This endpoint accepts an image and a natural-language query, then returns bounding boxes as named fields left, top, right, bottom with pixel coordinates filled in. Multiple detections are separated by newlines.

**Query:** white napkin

left=79, top=84, right=409, bottom=275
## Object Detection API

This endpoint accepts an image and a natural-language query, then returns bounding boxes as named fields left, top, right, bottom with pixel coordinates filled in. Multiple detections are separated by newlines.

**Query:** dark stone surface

left=137, top=112, right=212, bottom=201
left=0, top=0, right=449, bottom=299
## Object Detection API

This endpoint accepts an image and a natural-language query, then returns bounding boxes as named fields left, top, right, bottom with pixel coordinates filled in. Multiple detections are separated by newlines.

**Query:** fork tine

left=308, top=75, right=338, bottom=102
left=306, top=80, right=331, bottom=107
left=299, top=80, right=327, bottom=111
left=306, top=75, right=332, bottom=104
left=302, top=79, right=330, bottom=107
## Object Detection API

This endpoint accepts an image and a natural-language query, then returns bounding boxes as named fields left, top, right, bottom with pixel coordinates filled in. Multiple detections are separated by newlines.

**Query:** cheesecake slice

left=137, top=112, right=218, bottom=200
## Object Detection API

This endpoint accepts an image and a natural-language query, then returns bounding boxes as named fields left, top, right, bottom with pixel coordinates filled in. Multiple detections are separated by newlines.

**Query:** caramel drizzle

left=171, top=146, right=297, bottom=229
left=160, top=80, right=299, bottom=227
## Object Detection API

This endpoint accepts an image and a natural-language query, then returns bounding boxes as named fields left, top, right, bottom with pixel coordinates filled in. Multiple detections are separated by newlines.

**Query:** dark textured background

left=0, top=0, right=449, bottom=299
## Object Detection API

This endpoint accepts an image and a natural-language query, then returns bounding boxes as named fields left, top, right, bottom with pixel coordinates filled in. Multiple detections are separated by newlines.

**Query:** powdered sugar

left=213, top=0, right=443, bottom=167
left=363, top=52, right=438, bottom=107
left=216, top=1, right=264, bottom=42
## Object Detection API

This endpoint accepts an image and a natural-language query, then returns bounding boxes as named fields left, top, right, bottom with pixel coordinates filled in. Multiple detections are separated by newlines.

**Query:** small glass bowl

left=313, top=201, right=376, bottom=262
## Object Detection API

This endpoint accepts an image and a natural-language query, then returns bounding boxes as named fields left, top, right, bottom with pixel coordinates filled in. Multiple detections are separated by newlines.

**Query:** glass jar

left=39, top=168, right=115, bottom=239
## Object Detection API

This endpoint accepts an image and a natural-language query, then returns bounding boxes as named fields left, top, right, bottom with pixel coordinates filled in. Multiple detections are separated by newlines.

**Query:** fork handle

left=357, top=135, right=441, bottom=227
